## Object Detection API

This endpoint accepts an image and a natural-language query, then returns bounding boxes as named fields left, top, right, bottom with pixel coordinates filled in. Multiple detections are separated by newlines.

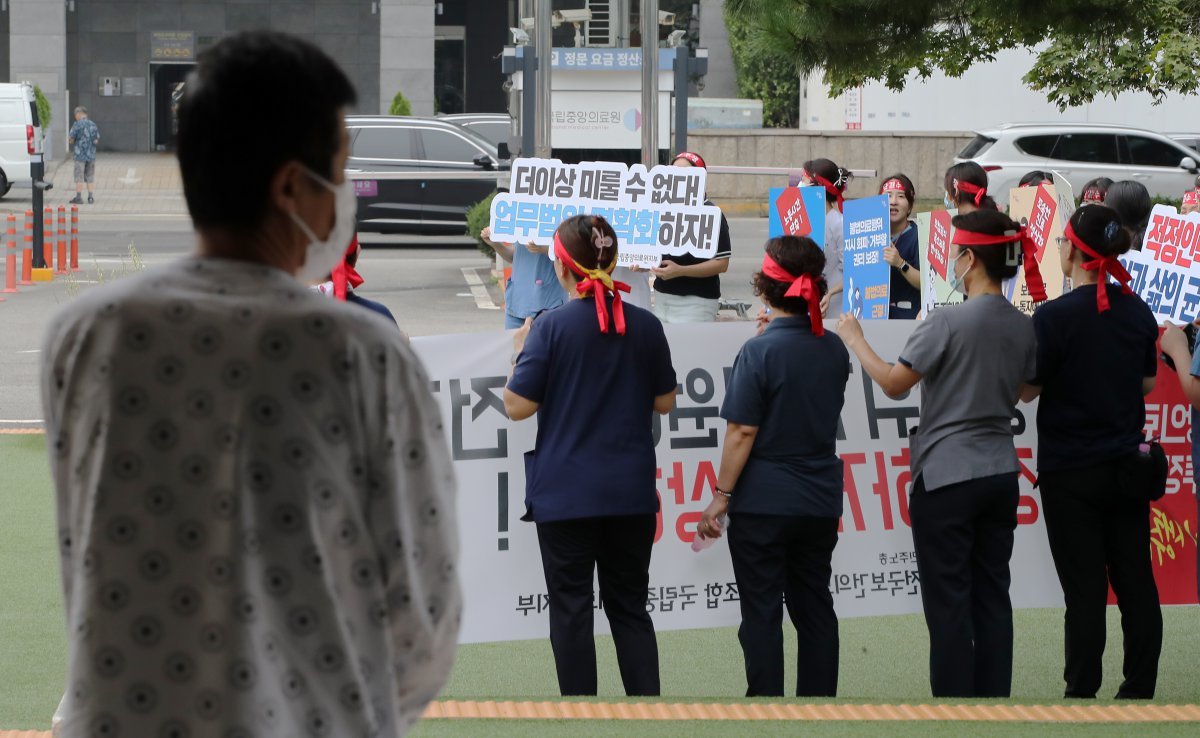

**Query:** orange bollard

left=20, top=210, right=33, bottom=286
left=42, top=207, right=52, bottom=267
left=3, top=214, right=16, bottom=295
left=56, top=206, right=67, bottom=275
left=70, top=205, right=79, bottom=270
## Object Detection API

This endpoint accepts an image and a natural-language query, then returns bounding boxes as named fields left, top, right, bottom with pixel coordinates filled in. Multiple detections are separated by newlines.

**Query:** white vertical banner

left=411, top=321, right=1063, bottom=645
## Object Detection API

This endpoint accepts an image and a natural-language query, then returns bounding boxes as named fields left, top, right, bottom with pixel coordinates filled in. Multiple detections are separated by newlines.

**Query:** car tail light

left=982, top=165, right=1003, bottom=172
left=26, top=125, right=35, bottom=155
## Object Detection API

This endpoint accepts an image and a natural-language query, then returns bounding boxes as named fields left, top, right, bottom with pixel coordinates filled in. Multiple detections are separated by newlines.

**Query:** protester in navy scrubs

left=504, top=214, right=677, bottom=697
left=697, top=235, right=850, bottom=697
left=836, top=208, right=1041, bottom=698
left=651, top=151, right=733, bottom=323
left=880, top=174, right=921, bottom=319
left=1022, top=204, right=1162, bottom=699
left=315, top=236, right=399, bottom=326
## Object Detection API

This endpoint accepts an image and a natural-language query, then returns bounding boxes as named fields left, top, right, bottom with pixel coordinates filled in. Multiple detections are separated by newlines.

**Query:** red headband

left=1082, top=188, right=1105, bottom=204
left=674, top=151, right=706, bottom=169
left=954, top=179, right=987, bottom=207
left=553, top=232, right=630, bottom=335
left=805, top=170, right=845, bottom=213
left=759, top=253, right=825, bottom=336
left=1184, top=190, right=1200, bottom=207
left=1063, top=222, right=1132, bottom=313
left=951, top=227, right=1048, bottom=302
left=331, top=237, right=364, bottom=301
left=881, top=178, right=906, bottom=194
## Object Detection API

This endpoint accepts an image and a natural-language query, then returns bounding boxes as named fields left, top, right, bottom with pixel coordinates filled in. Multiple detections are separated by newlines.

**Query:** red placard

left=928, top=210, right=952, bottom=280
left=1029, top=184, right=1057, bottom=262
left=774, top=186, right=812, bottom=237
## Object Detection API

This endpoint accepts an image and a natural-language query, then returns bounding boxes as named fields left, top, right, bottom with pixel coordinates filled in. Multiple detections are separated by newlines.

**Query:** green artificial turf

left=2, top=435, right=1197, bottom=736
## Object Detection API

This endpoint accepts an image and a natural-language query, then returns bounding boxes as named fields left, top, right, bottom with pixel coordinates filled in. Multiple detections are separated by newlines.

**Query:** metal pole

left=534, top=0, right=553, bottom=158
left=614, top=0, right=630, bottom=46
left=31, top=154, right=45, bottom=269
left=673, top=45, right=688, bottom=155
left=640, top=0, right=658, bottom=167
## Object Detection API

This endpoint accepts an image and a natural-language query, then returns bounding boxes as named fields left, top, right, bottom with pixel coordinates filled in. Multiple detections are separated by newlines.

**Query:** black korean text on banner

left=1123, top=204, right=1200, bottom=324
left=489, top=158, right=724, bottom=269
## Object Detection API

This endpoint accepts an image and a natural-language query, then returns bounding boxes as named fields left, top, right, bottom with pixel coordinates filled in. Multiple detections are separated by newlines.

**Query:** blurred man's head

left=74, top=107, right=87, bottom=121
left=178, top=31, right=356, bottom=271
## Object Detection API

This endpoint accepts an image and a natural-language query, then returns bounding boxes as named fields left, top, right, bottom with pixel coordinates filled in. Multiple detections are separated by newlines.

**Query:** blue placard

left=766, top=187, right=826, bottom=249
left=841, top=195, right=891, bottom=319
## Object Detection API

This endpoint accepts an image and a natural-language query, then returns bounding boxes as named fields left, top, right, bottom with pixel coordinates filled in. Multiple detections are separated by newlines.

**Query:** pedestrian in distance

left=1022, top=204, right=1163, bottom=699
left=1019, top=170, right=1054, bottom=188
left=68, top=106, right=100, bottom=204
left=41, top=31, right=460, bottom=737
left=650, top=151, right=733, bottom=324
left=481, top=226, right=566, bottom=329
left=505, top=214, right=677, bottom=697
left=880, top=174, right=921, bottom=319
left=697, top=235, right=851, bottom=697
left=797, top=159, right=850, bottom=319
left=1105, top=180, right=1154, bottom=248
left=835, top=208, right=1043, bottom=698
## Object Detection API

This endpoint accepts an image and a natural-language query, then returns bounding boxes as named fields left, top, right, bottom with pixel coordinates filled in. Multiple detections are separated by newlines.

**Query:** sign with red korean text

left=411, top=322, right=1197, bottom=644
left=1137, top=341, right=1198, bottom=605
left=1005, top=184, right=1067, bottom=316
left=917, top=210, right=961, bottom=316
left=1122, top=204, right=1200, bottom=324
left=773, top=186, right=813, bottom=237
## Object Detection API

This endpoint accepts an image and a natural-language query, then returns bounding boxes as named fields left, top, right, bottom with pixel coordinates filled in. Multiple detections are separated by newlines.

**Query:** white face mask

left=948, top=250, right=972, bottom=295
left=290, top=167, right=357, bottom=284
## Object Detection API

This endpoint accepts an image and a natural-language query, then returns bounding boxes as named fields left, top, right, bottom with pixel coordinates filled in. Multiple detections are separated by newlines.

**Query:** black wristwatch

left=900, top=263, right=911, bottom=274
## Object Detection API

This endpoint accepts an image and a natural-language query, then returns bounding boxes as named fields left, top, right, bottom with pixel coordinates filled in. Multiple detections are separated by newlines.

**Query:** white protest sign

left=1121, top=204, right=1200, bottom=324
left=411, top=321, right=1066, bottom=644
left=489, top=158, right=724, bottom=269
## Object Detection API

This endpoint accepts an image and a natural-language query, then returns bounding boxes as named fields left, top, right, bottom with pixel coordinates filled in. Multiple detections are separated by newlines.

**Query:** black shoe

left=68, top=195, right=82, bottom=204
left=87, top=195, right=95, bottom=204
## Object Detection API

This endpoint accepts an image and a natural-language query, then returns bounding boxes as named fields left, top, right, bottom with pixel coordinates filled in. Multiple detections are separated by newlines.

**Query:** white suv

left=955, top=123, right=1199, bottom=204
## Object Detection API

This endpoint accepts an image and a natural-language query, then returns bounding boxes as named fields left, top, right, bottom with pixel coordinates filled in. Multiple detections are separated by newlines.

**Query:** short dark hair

left=803, top=158, right=850, bottom=205
left=1104, top=180, right=1153, bottom=245
left=944, top=161, right=999, bottom=211
left=879, top=173, right=915, bottom=207
left=177, top=31, right=357, bottom=232
left=1068, top=204, right=1133, bottom=259
left=1080, top=176, right=1114, bottom=204
left=950, top=209, right=1021, bottom=283
left=753, top=236, right=827, bottom=313
left=555, top=214, right=618, bottom=271
left=1018, top=170, right=1052, bottom=187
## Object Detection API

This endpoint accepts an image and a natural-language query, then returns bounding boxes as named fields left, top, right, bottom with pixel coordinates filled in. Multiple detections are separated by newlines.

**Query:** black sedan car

left=346, top=115, right=503, bottom=235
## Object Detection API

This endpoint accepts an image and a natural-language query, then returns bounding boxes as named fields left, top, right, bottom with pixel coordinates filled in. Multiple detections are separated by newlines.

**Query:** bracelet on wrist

left=715, top=486, right=733, bottom=498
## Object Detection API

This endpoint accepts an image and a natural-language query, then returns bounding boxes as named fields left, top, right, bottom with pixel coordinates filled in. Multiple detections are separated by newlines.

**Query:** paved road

left=0, top=216, right=770, bottom=423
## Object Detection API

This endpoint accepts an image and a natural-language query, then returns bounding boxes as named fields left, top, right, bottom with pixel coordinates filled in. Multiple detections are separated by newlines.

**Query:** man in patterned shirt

left=68, top=107, right=100, bottom=204
left=42, top=31, right=461, bottom=737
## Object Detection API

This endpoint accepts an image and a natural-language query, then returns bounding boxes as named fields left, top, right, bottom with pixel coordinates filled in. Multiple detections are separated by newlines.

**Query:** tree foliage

left=724, top=3, right=800, bottom=127
left=389, top=91, right=412, bottom=117
left=725, top=0, right=1200, bottom=110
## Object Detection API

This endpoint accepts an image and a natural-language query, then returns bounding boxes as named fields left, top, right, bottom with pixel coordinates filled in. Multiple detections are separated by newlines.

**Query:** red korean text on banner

left=1143, top=207, right=1200, bottom=269
left=1121, top=338, right=1199, bottom=605
left=774, top=186, right=812, bottom=238
left=928, top=210, right=952, bottom=280
left=1029, top=185, right=1057, bottom=261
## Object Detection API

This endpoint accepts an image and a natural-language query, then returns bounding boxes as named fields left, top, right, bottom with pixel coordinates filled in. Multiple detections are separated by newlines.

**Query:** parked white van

left=0, top=82, right=43, bottom=198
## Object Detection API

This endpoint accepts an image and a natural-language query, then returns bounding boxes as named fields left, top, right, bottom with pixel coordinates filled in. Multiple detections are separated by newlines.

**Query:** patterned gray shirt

left=41, top=256, right=460, bottom=737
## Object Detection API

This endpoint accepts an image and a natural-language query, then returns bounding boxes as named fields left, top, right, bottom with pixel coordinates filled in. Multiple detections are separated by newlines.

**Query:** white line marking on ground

left=461, top=267, right=501, bottom=311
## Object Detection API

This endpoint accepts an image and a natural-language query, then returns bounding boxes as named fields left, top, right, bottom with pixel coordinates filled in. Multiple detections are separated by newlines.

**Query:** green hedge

left=466, top=192, right=498, bottom=259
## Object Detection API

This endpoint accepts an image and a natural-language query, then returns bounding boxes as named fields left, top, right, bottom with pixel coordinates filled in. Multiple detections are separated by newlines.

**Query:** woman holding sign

left=1022, top=204, right=1162, bottom=699
left=651, top=151, right=734, bottom=323
left=505, top=214, right=677, bottom=697
left=836, top=208, right=1042, bottom=698
left=696, top=234, right=850, bottom=697
left=800, top=158, right=851, bottom=319
left=880, top=174, right=921, bottom=319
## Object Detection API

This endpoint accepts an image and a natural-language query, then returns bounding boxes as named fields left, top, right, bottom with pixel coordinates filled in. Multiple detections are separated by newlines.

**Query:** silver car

left=955, top=123, right=1199, bottom=204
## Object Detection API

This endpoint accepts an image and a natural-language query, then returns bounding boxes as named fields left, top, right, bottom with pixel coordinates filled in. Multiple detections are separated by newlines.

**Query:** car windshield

left=440, top=122, right=498, bottom=156
left=959, top=134, right=995, bottom=159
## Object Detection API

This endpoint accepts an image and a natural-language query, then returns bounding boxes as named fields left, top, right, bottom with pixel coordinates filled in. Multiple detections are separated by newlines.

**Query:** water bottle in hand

left=691, top=515, right=727, bottom=552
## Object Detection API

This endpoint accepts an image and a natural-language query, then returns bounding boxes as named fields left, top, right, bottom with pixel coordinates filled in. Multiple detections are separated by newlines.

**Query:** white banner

left=1123, top=203, right=1200, bottom=324
left=411, top=321, right=1063, bottom=644
left=490, top=159, right=724, bottom=268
